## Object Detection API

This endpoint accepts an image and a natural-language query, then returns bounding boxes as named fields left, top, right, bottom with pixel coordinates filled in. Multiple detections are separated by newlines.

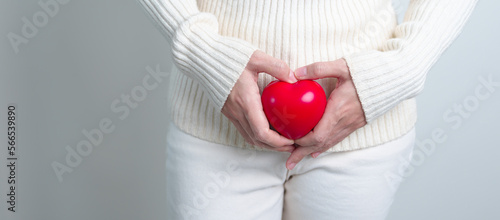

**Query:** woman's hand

left=286, top=59, right=367, bottom=170
left=222, top=50, right=298, bottom=152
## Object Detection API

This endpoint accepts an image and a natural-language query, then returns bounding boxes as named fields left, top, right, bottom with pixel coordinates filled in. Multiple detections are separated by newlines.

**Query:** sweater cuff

left=171, top=13, right=258, bottom=111
left=343, top=52, right=409, bottom=123
left=344, top=0, right=477, bottom=123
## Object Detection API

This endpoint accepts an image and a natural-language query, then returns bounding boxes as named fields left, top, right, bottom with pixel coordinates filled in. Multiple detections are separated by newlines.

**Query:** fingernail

left=289, top=70, right=298, bottom=83
left=287, top=162, right=297, bottom=170
left=311, top=152, right=321, bottom=158
left=295, top=67, right=307, bottom=78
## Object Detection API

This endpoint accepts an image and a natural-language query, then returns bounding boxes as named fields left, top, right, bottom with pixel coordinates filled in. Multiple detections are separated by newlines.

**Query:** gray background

left=1, top=0, right=498, bottom=219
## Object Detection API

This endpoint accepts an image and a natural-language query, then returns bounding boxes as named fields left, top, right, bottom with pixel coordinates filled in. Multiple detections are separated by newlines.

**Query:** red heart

left=261, top=80, right=327, bottom=140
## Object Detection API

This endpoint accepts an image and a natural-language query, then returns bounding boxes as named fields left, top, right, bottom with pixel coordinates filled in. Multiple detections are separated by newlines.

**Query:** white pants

left=165, top=123, right=415, bottom=220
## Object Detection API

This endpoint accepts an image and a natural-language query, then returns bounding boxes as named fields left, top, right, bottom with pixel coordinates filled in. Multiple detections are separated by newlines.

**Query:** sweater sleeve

left=138, top=0, right=258, bottom=111
left=343, top=0, right=477, bottom=123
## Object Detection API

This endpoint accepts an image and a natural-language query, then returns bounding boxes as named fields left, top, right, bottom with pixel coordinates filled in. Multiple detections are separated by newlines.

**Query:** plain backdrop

left=1, top=0, right=499, bottom=219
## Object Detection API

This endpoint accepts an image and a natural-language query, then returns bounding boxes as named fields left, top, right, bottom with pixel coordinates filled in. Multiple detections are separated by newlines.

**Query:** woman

left=138, top=0, right=477, bottom=219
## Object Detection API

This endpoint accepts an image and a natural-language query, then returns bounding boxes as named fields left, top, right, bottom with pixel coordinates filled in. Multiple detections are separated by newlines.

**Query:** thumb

left=248, top=50, right=297, bottom=83
left=285, top=146, right=309, bottom=170
left=295, top=59, right=349, bottom=80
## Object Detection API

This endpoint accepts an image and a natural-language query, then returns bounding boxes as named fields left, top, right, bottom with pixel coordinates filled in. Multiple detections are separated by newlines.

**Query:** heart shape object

left=261, top=80, right=327, bottom=140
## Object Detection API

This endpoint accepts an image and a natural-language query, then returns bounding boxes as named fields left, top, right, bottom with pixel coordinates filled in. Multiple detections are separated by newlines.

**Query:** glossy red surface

left=261, top=80, right=327, bottom=139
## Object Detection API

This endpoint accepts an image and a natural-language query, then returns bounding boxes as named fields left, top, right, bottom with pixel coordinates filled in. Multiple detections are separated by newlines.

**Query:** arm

left=138, top=0, right=298, bottom=151
left=344, top=0, right=478, bottom=123
left=287, top=0, right=478, bottom=170
left=138, top=0, right=257, bottom=111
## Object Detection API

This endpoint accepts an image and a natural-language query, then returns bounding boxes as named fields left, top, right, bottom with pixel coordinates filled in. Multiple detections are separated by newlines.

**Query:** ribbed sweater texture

left=138, top=0, right=477, bottom=152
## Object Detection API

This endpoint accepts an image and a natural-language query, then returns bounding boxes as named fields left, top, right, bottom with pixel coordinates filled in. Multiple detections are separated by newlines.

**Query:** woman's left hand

left=286, top=59, right=367, bottom=170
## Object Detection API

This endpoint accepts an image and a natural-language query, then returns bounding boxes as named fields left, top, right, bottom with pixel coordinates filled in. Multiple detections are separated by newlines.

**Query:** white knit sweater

left=138, top=0, right=477, bottom=152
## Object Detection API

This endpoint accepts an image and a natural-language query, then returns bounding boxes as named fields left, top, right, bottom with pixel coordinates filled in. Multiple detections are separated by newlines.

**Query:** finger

left=286, top=146, right=314, bottom=170
left=238, top=113, right=294, bottom=152
left=294, top=92, right=341, bottom=147
left=237, top=98, right=295, bottom=148
left=248, top=51, right=297, bottom=83
left=294, top=116, right=334, bottom=148
left=296, top=119, right=352, bottom=153
left=228, top=110, right=294, bottom=152
left=231, top=118, right=255, bottom=145
left=223, top=104, right=256, bottom=145
left=293, top=130, right=319, bottom=147
left=255, top=143, right=295, bottom=153
left=275, top=145, right=296, bottom=153
left=245, top=107, right=295, bottom=148
left=234, top=111, right=256, bottom=139
left=311, top=152, right=322, bottom=158
left=294, top=59, right=349, bottom=80
left=239, top=117, right=293, bottom=153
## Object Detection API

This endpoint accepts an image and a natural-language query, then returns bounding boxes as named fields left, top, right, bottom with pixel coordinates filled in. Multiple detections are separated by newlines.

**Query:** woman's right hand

left=222, top=50, right=298, bottom=152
